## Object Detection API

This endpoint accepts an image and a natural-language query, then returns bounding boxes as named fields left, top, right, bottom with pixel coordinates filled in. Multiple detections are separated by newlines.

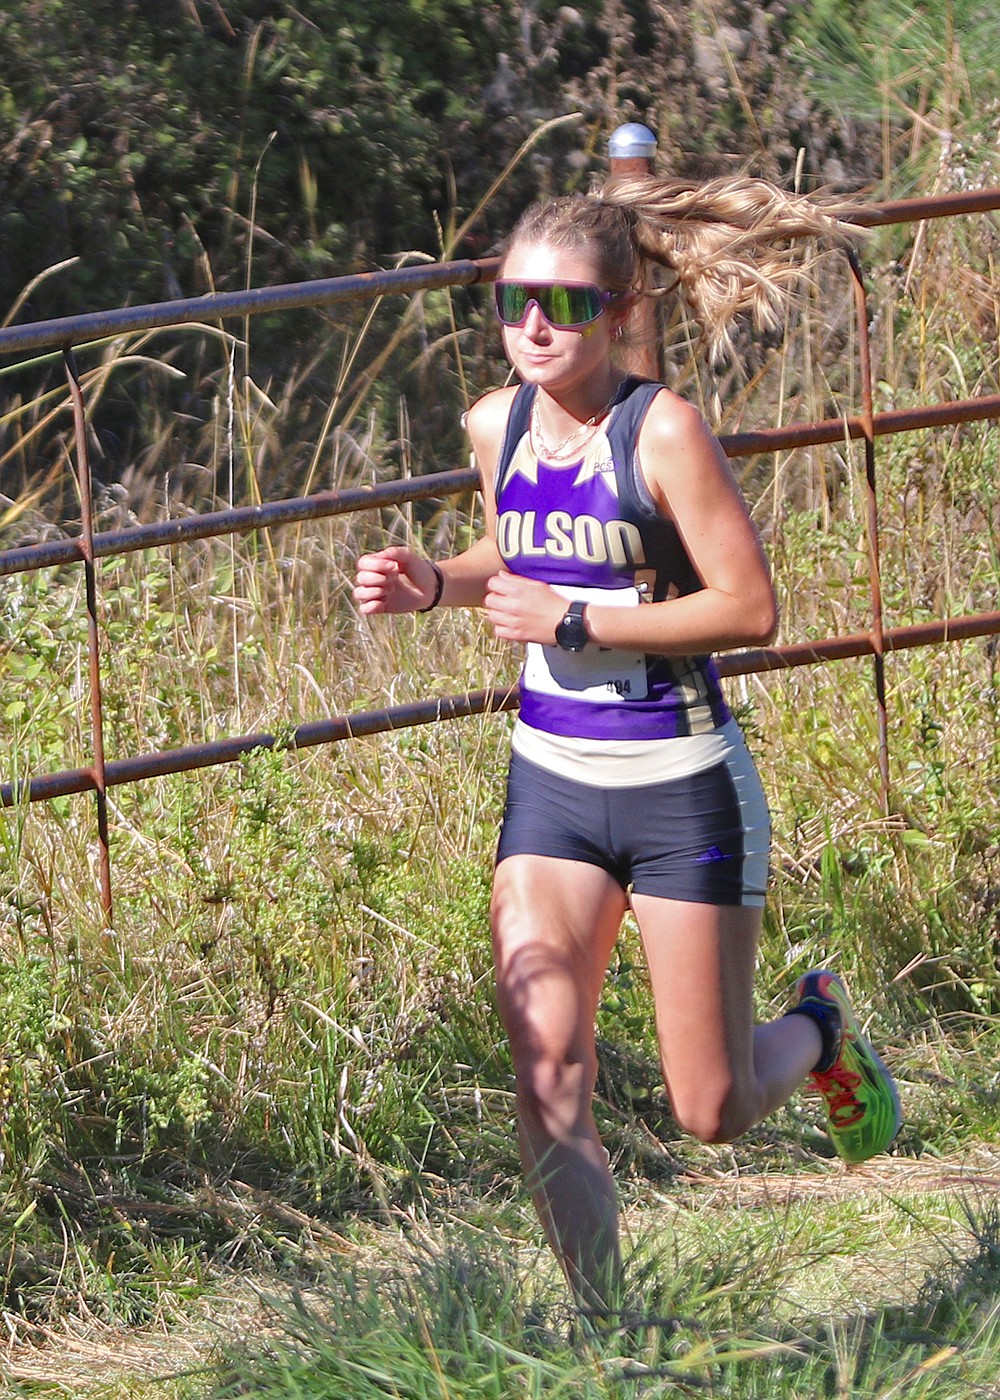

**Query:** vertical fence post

left=608, top=122, right=662, bottom=380
left=63, top=348, right=115, bottom=926
left=846, top=249, right=891, bottom=813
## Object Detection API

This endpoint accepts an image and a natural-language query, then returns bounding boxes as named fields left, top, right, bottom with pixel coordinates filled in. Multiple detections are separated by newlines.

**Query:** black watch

left=555, top=600, right=589, bottom=653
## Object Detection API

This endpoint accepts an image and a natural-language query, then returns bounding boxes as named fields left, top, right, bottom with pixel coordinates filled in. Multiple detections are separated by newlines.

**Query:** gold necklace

left=530, top=394, right=616, bottom=460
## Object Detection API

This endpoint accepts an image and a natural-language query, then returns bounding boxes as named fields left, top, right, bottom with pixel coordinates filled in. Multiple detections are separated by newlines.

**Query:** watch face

left=556, top=604, right=588, bottom=652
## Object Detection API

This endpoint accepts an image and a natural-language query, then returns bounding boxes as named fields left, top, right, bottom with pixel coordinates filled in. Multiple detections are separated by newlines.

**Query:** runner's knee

left=670, top=1077, right=758, bottom=1144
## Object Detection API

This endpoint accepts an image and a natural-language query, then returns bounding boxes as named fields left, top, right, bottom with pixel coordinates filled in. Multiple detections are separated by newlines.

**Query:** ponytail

left=599, top=173, right=862, bottom=361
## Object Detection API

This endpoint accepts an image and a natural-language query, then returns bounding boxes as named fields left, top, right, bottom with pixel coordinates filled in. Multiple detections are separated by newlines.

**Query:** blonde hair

left=505, top=173, right=863, bottom=362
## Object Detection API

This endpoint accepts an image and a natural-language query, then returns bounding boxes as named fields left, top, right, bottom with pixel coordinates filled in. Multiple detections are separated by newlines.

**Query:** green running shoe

left=792, top=970, right=902, bottom=1163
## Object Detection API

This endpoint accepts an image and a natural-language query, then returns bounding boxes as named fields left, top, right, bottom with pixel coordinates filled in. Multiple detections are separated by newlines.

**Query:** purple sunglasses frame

left=493, top=279, right=625, bottom=330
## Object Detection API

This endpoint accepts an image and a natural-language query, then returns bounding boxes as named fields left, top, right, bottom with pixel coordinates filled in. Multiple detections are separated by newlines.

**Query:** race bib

left=523, top=585, right=649, bottom=705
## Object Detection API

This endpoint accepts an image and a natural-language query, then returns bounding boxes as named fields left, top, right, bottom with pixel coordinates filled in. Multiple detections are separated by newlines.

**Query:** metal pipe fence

left=2, top=132, right=1000, bottom=923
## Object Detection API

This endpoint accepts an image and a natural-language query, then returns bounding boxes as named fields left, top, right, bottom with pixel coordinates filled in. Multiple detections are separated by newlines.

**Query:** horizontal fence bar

left=716, top=610, right=1000, bottom=676
left=850, top=187, right=1000, bottom=229
left=1, top=187, right=998, bottom=362
left=0, top=470, right=480, bottom=577
left=0, top=686, right=521, bottom=805
left=723, top=392, right=1000, bottom=458
left=0, top=258, right=502, bottom=358
left=4, top=394, right=999, bottom=580
left=5, top=610, right=998, bottom=809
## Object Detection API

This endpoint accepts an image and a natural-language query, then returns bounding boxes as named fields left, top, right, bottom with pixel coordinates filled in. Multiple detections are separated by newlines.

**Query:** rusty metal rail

left=4, top=395, right=999, bottom=580
left=3, top=150, right=1000, bottom=924
left=0, top=258, right=502, bottom=358
left=4, top=610, right=998, bottom=810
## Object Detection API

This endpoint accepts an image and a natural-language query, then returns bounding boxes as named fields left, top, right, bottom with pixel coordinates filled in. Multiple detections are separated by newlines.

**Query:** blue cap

left=608, top=123, right=657, bottom=161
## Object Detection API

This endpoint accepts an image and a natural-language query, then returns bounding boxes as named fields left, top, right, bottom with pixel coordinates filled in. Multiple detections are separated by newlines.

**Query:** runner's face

left=498, top=241, right=622, bottom=398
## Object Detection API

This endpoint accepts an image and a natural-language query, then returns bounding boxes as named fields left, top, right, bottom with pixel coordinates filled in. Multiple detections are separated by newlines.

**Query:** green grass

left=192, top=1186, right=1000, bottom=1398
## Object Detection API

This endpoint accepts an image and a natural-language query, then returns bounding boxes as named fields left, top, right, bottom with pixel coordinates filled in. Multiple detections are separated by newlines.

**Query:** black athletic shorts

left=496, top=745, right=770, bottom=907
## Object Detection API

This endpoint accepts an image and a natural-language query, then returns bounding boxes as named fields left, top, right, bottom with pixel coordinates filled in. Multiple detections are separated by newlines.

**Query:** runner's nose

left=522, top=300, right=551, bottom=335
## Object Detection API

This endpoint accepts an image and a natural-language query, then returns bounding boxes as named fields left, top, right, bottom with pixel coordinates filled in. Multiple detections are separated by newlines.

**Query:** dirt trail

left=5, top=1147, right=999, bottom=1394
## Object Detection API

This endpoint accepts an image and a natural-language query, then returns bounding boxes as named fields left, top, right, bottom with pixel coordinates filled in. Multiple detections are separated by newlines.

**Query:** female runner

left=353, top=174, right=901, bottom=1313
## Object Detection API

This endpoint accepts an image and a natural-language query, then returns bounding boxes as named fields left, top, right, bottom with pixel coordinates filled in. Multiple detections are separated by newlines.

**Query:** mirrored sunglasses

left=493, top=280, right=622, bottom=330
